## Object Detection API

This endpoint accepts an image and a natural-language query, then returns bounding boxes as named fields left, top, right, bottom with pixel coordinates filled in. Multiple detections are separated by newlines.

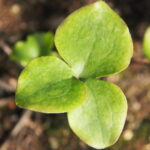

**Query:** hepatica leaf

left=11, top=32, right=54, bottom=66
left=68, top=79, right=127, bottom=149
left=143, top=27, right=150, bottom=60
left=55, top=1, right=133, bottom=78
left=15, top=1, right=132, bottom=149
left=16, top=56, right=87, bottom=113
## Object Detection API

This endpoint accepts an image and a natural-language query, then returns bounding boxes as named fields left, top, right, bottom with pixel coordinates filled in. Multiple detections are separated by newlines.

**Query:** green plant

left=10, top=31, right=54, bottom=66
left=143, top=27, right=150, bottom=60
left=15, top=1, right=133, bottom=149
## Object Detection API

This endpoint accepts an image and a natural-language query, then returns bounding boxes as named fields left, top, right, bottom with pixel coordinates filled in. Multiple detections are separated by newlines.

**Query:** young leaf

left=55, top=1, right=133, bottom=78
left=11, top=32, right=54, bottom=66
left=16, top=56, right=87, bottom=113
left=143, top=27, right=150, bottom=60
left=68, top=79, right=127, bottom=149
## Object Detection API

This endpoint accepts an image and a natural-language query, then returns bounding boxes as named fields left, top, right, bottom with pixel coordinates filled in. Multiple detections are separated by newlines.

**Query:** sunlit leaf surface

left=68, top=79, right=127, bottom=149
left=16, top=56, right=87, bottom=113
left=55, top=1, right=133, bottom=78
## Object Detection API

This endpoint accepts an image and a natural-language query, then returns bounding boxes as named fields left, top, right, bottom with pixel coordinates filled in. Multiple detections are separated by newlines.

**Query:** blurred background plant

left=10, top=32, right=54, bottom=66
left=0, top=0, right=150, bottom=150
left=143, top=27, right=150, bottom=61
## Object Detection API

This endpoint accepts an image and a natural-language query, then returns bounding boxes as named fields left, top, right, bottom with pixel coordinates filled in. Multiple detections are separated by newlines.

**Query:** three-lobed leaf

left=143, top=27, right=150, bottom=60
left=11, top=32, right=54, bottom=66
left=15, top=1, right=133, bottom=149
left=55, top=1, right=133, bottom=78
left=68, top=79, right=127, bottom=149
left=16, top=56, right=87, bottom=113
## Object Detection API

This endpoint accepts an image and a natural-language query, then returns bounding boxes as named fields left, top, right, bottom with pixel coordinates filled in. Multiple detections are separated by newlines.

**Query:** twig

left=0, top=110, right=34, bottom=150
left=132, top=58, right=150, bottom=65
left=11, top=110, right=34, bottom=136
left=116, top=76, right=150, bottom=85
left=0, top=40, right=12, bottom=55
left=0, top=79, right=16, bottom=92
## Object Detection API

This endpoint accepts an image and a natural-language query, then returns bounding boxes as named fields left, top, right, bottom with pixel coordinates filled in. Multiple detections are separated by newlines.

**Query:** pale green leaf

left=55, top=1, right=133, bottom=78
left=68, top=79, right=127, bottom=149
left=16, top=56, right=87, bottom=113
left=143, top=27, right=150, bottom=60
left=11, top=32, right=54, bottom=66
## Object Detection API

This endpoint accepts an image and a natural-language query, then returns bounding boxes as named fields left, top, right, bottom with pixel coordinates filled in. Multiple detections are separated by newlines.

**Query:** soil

left=0, top=0, right=150, bottom=150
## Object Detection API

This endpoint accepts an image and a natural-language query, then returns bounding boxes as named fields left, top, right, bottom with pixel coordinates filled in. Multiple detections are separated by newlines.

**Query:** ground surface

left=0, top=0, right=150, bottom=150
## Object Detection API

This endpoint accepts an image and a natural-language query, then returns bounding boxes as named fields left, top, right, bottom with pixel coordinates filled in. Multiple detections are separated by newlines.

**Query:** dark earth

left=0, top=0, right=150, bottom=150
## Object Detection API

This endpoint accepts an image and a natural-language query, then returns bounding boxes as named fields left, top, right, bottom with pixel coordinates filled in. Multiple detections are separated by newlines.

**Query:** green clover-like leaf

left=16, top=56, right=87, bottom=113
left=143, top=27, right=150, bottom=60
left=68, top=79, right=127, bottom=149
left=15, top=1, right=133, bottom=149
left=55, top=1, right=133, bottom=78
left=11, top=32, right=54, bottom=66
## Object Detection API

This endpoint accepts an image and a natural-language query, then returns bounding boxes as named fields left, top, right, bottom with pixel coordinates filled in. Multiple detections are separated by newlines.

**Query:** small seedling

left=143, top=27, right=150, bottom=60
left=15, top=1, right=133, bottom=149
left=10, top=31, right=54, bottom=66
